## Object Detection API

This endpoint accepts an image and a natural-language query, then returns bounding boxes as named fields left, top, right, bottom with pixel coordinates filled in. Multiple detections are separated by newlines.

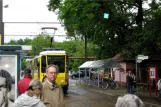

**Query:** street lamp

left=0, top=0, right=4, bottom=45
left=4, top=4, right=9, bottom=8
left=0, top=0, right=9, bottom=45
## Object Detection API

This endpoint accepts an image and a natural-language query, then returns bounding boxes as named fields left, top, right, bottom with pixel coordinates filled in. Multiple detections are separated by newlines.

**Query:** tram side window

left=42, top=56, right=46, bottom=73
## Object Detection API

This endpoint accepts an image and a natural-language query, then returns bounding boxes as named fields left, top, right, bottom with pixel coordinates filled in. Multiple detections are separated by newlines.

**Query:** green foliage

left=21, top=58, right=27, bottom=70
left=7, top=38, right=32, bottom=45
left=48, top=0, right=62, bottom=11
left=48, top=0, right=134, bottom=58
left=31, top=34, right=51, bottom=55
left=48, top=0, right=161, bottom=59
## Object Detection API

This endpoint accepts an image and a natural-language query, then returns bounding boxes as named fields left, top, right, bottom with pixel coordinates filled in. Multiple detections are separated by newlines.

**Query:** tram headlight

left=61, top=80, right=64, bottom=83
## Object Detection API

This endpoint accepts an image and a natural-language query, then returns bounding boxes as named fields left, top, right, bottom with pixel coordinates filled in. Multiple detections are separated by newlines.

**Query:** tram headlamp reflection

left=61, top=80, right=64, bottom=83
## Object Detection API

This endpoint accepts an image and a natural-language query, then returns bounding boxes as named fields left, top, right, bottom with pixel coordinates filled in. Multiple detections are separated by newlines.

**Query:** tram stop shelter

left=78, top=59, right=121, bottom=87
left=78, top=61, right=95, bottom=78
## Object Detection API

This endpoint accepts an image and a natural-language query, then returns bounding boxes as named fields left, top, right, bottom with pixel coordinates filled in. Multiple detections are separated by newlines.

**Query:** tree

left=7, top=38, right=32, bottom=45
left=48, top=0, right=161, bottom=59
left=31, top=34, right=51, bottom=55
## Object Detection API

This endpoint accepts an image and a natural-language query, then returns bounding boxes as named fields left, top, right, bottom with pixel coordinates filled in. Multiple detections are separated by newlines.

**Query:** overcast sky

left=3, top=0, right=155, bottom=43
left=3, top=0, right=67, bottom=43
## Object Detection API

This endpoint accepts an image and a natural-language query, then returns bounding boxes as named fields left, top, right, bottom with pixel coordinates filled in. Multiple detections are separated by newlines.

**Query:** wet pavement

left=86, top=87, right=161, bottom=107
left=65, top=79, right=117, bottom=107
left=65, top=79, right=161, bottom=107
left=75, top=80, right=161, bottom=107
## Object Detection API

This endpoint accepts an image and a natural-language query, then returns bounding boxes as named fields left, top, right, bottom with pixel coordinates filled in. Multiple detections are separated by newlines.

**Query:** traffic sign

left=137, top=55, right=148, bottom=60
left=137, top=59, right=142, bottom=63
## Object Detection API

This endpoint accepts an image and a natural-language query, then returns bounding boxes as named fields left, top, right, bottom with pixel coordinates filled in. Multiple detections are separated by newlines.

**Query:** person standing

left=41, top=65, right=65, bottom=107
left=12, top=79, right=45, bottom=107
left=18, top=68, right=32, bottom=94
left=126, top=70, right=134, bottom=94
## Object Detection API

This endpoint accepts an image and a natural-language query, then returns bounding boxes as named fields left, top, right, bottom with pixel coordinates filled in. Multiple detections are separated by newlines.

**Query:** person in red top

left=18, top=68, right=32, bottom=94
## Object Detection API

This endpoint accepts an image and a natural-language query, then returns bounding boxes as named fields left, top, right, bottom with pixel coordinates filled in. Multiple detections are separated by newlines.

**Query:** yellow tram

left=27, top=48, right=69, bottom=93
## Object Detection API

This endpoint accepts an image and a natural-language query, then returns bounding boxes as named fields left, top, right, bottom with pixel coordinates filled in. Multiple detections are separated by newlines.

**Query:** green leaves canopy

left=48, top=0, right=161, bottom=59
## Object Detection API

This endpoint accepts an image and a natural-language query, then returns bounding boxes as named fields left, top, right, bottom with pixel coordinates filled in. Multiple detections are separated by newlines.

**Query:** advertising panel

left=149, top=67, right=156, bottom=79
left=0, top=55, right=18, bottom=107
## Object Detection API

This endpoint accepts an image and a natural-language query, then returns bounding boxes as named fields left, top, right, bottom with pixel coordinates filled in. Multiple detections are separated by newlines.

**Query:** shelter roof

left=88, top=59, right=121, bottom=68
left=102, top=59, right=121, bottom=68
left=0, top=45, right=32, bottom=58
left=78, top=61, right=95, bottom=68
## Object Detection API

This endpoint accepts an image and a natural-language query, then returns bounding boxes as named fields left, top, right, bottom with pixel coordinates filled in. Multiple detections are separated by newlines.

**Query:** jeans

left=127, top=84, right=134, bottom=94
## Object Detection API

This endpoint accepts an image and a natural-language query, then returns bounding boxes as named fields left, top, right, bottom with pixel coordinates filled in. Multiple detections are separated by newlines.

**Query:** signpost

left=136, top=55, right=148, bottom=92
left=148, top=67, right=158, bottom=97
left=137, top=55, right=149, bottom=60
